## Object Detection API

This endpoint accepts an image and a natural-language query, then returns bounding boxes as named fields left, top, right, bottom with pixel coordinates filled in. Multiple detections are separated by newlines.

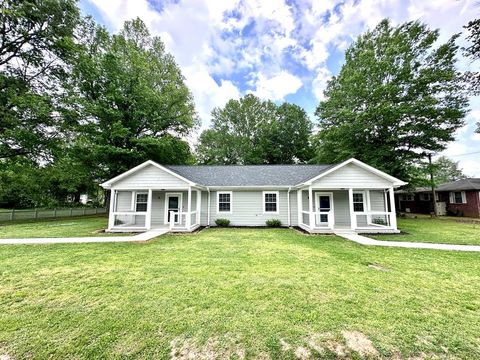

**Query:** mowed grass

left=1, top=228, right=480, bottom=359
left=0, top=216, right=117, bottom=238
left=372, top=217, right=480, bottom=246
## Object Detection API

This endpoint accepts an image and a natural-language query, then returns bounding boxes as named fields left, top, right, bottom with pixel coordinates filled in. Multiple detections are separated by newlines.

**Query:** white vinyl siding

left=114, top=164, right=188, bottom=188
left=115, top=191, right=133, bottom=211
left=210, top=190, right=289, bottom=226
left=369, top=190, right=386, bottom=211
left=331, top=190, right=350, bottom=226
left=290, top=191, right=298, bottom=226
left=312, top=163, right=392, bottom=188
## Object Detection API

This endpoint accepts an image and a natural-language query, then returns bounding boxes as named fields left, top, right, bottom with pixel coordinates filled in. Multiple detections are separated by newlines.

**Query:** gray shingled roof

left=437, top=178, right=480, bottom=191
left=396, top=178, right=480, bottom=193
left=165, top=164, right=334, bottom=186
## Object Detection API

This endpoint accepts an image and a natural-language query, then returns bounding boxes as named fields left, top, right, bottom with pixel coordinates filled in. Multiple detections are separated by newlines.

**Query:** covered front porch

left=297, top=187, right=399, bottom=233
left=107, top=186, right=204, bottom=233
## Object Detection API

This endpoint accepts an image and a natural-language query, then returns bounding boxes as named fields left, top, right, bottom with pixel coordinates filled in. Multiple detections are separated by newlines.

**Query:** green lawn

left=0, top=216, right=117, bottom=238
left=371, top=217, right=480, bottom=246
left=1, top=228, right=479, bottom=359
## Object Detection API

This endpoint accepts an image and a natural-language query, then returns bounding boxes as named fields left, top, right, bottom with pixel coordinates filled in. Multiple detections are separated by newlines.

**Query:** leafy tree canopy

left=0, top=0, right=79, bottom=161
left=197, top=94, right=313, bottom=164
left=313, top=19, right=468, bottom=182
left=431, top=156, right=466, bottom=185
left=463, top=18, right=480, bottom=132
left=67, top=17, right=198, bottom=182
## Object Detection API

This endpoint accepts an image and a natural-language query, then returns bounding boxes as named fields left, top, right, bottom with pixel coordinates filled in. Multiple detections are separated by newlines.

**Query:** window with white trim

left=353, top=192, right=365, bottom=212
left=450, top=191, right=466, bottom=204
left=419, top=193, right=431, bottom=201
left=400, top=194, right=414, bottom=201
left=135, top=193, right=148, bottom=212
left=217, top=192, right=232, bottom=213
left=263, top=192, right=279, bottom=213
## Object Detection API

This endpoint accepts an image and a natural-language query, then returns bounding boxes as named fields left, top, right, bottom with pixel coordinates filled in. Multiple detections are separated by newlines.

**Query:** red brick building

left=395, top=179, right=480, bottom=218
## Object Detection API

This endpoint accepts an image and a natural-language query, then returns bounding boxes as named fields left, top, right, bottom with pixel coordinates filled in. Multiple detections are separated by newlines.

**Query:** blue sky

left=80, top=0, right=480, bottom=176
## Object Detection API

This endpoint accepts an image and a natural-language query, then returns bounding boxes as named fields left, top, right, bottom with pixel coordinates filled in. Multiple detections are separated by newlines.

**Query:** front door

left=315, top=193, right=333, bottom=226
left=165, top=194, right=181, bottom=224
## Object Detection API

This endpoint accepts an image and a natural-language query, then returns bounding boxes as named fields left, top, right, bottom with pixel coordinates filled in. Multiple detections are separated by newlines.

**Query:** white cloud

left=312, top=67, right=332, bottom=101
left=183, top=64, right=240, bottom=123
left=249, top=71, right=303, bottom=101
left=82, top=0, right=480, bottom=170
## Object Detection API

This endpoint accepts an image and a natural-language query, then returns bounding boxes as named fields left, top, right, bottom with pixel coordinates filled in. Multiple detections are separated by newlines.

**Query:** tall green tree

left=463, top=18, right=480, bottom=132
left=0, top=0, right=79, bottom=160
left=197, top=94, right=313, bottom=164
left=431, top=156, right=466, bottom=185
left=313, top=19, right=468, bottom=182
left=67, top=17, right=198, bottom=182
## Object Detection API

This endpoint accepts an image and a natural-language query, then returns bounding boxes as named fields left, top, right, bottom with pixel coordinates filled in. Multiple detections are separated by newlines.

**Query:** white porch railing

left=355, top=211, right=392, bottom=228
left=300, top=210, right=393, bottom=230
left=112, top=212, right=147, bottom=228
left=169, top=211, right=200, bottom=231
left=300, top=211, right=334, bottom=229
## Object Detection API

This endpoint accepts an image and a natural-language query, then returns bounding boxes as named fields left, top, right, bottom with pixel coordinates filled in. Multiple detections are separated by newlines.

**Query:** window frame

left=263, top=191, right=280, bottom=214
left=217, top=191, right=233, bottom=214
left=134, top=192, right=148, bottom=212
left=352, top=191, right=366, bottom=213
left=400, top=194, right=414, bottom=201
left=419, top=193, right=432, bottom=201
left=451, top=191, right=466, bottom=204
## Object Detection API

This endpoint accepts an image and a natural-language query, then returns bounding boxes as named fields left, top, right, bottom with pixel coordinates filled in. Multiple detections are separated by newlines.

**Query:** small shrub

left=266, top=219, right=282, bottom=227
left=215, top=218, right=230, bottom=227
left=372, top=217, right=388, bottom=226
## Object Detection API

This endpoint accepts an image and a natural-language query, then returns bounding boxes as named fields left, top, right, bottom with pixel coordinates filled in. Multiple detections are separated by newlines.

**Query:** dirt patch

left=326, top=339, right=348, bottom=357
left=0, top=353, right=11, bottom=360
left=170, top=336, right=244, bottom=360
left=367, top=263, right=390, bottom=272
left=342, top=331, right=379, bottom=357
left=0, top=346, right=12, bottom=360
left=279, top=339, right=292, bottom=352
left=306, top=333, right=325, bottom=354
left=294, top=346, right=311, bottom=359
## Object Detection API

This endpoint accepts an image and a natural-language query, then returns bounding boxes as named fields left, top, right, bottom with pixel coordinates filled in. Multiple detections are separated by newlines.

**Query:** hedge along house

left=100, top=158, right=406, bottom=234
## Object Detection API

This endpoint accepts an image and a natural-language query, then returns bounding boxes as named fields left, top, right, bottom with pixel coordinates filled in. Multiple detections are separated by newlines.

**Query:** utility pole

left=428, top=153, right=438, bottom=217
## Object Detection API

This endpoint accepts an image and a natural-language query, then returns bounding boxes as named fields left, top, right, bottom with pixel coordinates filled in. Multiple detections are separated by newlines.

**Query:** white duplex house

left=100, top=158, right=406, bottom=234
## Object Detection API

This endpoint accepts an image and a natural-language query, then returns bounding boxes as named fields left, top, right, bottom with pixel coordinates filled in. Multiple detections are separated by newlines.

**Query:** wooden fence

left=0, top=207, right=107, bottom=222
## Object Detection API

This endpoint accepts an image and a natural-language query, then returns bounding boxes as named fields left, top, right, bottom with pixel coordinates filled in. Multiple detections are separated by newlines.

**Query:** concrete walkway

left=0, top=228, right=169, bottom=245
left=335, top=231, right=480, bottom=252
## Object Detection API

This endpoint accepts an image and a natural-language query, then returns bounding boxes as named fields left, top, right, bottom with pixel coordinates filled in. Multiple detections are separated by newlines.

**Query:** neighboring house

left=100, top=158, right=406, bottom=234
left=396, top=178, right=480, bottom=218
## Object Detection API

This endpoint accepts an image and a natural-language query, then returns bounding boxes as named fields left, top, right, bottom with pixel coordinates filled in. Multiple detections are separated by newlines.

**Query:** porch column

left=308, top=186, right=314, bottom=229
left=108, top=189, right=116, bottom=230
left=145, top=189, right=153, bottom=230
left=365, top=190, right=372, bottom=225
left=207, top=189, right=211, bottom=226
left=196, top=189, right=201, bottom=225
left=348, top=188, right=357, bottom=230
left=186, top=186, right=192, bottom=229
left=388, top=187, right=397, bottom=230
left=297, top=189, right=302, bottom=225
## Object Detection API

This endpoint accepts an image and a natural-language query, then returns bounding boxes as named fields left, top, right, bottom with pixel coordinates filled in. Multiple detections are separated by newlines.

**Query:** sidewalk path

left=335, top=232, right=480, bottom=252
left=0, top=228, right=169, bottom=245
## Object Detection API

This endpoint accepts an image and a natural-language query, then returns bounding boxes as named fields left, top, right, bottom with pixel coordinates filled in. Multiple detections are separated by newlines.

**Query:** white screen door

left=315, top=193, right=332, bottom=226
